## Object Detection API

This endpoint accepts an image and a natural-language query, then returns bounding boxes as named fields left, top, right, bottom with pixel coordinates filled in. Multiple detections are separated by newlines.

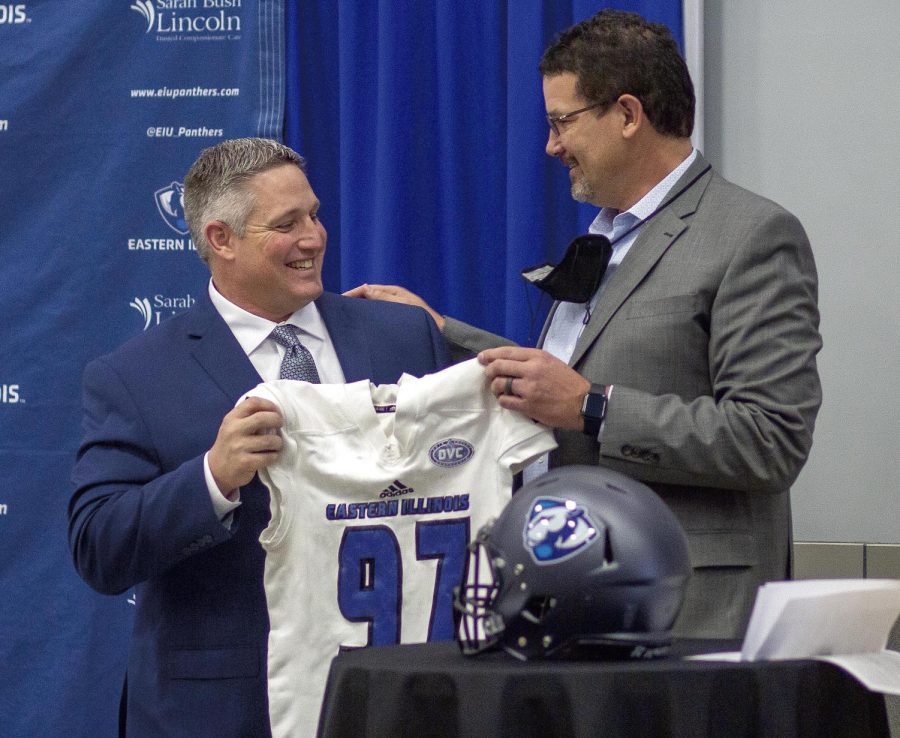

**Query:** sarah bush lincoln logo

left=130, top=297, right=154, bottom=330
left=130, top=0, right=154, bottom=32
left=130, top=294, right=197, bottom=330
left=155, top=182, right=189, bottom=235
left=130, top=0, right=241, bottom=36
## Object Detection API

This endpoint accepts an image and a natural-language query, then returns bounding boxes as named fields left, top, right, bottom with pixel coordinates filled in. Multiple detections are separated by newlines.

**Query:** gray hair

left=183, top=138, right=306, bottom=263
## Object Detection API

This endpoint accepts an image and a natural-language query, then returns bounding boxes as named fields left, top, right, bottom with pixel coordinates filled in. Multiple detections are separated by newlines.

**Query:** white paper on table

left=819, top=650, right=900, bottom=696
left=685, top=579, right=900, bottom=695
left=688, top=649, right=900, bottom=695
left=744, top=580, right=900, bottom=660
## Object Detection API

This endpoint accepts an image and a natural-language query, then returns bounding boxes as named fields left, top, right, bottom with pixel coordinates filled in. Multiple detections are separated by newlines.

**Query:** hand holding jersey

left=341, top=290, right=591, bottom=430
left=478, top=345, right=592, bottom=431
left=208, top=397, right=284, bottom=494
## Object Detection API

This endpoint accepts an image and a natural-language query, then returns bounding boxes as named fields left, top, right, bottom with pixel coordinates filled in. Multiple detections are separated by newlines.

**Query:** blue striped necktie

left=270, top=325, right=321, bottom=383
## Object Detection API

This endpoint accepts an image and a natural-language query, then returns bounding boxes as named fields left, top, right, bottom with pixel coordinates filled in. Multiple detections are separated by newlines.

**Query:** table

left=317, top=640, right=889, bottom=737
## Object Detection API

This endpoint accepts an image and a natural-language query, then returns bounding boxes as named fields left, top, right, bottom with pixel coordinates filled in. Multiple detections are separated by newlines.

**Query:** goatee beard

left=571, top=174, right=595, bottom=203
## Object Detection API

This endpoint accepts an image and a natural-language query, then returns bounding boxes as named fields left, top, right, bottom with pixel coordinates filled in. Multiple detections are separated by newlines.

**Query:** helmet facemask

left=454, top=524, right=505, bottom=655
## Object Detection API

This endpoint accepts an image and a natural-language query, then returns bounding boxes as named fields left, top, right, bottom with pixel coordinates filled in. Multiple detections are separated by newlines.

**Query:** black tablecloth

left=318, top=639, right=889, bottom=737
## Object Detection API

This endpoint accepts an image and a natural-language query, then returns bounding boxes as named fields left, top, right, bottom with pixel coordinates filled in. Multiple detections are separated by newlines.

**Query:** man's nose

left=545, top=128, right=563, bottom=157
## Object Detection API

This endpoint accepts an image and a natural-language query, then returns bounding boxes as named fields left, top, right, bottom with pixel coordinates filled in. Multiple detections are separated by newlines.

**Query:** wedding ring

left=504, top=376, right=514, bottom=396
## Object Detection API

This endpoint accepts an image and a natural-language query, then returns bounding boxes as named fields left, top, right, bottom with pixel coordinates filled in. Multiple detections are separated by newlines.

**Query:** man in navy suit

left=69, top=138, right=449, bottom=736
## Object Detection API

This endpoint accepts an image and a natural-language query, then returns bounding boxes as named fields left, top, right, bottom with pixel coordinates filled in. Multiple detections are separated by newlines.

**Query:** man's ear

left=615, top=94, right=645, bottom=139
left=205, top=220, right=235, bottom=260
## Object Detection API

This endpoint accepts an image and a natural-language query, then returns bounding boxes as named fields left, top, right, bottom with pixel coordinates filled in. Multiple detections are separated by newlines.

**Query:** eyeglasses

left=546, top=101, right=609, bottom=136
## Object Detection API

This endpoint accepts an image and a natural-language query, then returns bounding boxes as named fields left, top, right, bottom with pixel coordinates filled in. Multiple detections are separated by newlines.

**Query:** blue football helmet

left=455, top=465, right=691, bottom=660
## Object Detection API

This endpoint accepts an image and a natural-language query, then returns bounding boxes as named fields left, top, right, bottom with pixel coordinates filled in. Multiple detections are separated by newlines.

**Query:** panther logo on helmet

left=524, top=497, right=598, bottom=564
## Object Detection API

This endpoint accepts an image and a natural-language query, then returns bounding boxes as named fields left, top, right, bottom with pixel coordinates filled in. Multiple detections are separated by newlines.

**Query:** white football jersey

left=243, top=359, right=557, bottom=738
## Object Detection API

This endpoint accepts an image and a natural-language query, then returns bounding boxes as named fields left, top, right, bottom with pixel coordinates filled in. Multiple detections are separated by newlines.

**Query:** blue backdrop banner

left=0, top=2, right=284, bottom=735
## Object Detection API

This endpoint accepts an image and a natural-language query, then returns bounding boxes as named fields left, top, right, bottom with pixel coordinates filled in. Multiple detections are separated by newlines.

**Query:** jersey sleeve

left=238, top=382, right=296, bottom=548
left=238, top=382, right=284, bottom=416
left=433, top=359, right=558, bottom=474
left=494, top=410, right=557, bottom=473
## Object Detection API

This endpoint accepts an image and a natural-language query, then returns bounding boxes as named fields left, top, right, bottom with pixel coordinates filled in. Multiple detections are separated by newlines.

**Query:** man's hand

left=208, top=397, right=284, bottom=494
left=479, top=347, right=591, bottom=430
left=343, top=283, right=445, bottom=331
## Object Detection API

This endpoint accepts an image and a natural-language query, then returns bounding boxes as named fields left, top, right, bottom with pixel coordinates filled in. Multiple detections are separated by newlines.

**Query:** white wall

left=703, top=1, right=900, bottom=542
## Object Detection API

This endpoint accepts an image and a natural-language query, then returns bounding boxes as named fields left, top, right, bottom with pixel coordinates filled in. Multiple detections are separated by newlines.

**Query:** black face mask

left=519, top=163, right=713, bottom=305
left=520, top=234, right=612, bottom=303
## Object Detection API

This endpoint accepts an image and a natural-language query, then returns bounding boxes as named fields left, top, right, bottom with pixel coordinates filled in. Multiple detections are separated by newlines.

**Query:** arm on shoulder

left=344, top=283, right=517, bottom=362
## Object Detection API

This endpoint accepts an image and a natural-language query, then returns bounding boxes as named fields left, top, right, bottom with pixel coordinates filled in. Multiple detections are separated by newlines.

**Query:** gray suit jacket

left=443, top=155, right=822, bottom=638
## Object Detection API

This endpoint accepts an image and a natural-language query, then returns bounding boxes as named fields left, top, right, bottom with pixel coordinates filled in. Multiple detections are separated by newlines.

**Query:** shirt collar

left=208, top=280, right=326, bottom=356
left=590, top=148, right=699, bottom=237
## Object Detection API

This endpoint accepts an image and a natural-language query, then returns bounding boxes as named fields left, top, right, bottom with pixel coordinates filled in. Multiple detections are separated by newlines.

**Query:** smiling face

left=209, top=164, right=326, bottom=322
left=543, top=72, right=628, bottom=210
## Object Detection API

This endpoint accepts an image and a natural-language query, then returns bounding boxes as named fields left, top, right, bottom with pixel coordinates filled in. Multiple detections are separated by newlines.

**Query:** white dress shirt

left=204, top=280, right=345, bottom=518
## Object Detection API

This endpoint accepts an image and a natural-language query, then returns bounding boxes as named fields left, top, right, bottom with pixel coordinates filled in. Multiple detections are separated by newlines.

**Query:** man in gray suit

left=347, top=9, right=822, bottom=638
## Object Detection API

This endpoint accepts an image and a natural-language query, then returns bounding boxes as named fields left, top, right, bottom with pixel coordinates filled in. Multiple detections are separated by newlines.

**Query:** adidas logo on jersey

left=379, top=479, right=415, bottom=499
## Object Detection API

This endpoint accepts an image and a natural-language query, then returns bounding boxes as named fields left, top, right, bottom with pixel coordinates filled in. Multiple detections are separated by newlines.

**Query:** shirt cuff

left=204, top=452, right=241, bottom=522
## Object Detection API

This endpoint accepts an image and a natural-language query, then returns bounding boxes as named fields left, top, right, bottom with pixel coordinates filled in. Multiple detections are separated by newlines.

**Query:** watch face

left=581, top=389, right=606, bottom=437
left=583, top=392, right=606, bottom=418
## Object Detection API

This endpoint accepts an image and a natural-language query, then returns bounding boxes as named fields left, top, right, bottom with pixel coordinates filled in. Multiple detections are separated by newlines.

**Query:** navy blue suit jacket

left=69, top=289, right=449, bottom=737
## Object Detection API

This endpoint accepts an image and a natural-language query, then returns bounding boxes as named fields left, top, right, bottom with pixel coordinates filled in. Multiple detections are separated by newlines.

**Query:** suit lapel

left=316, top=292, right=374, bottom=382
left=568, top=156, right=713, bottom=367
left=185, top=290, right=262, bottom=403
